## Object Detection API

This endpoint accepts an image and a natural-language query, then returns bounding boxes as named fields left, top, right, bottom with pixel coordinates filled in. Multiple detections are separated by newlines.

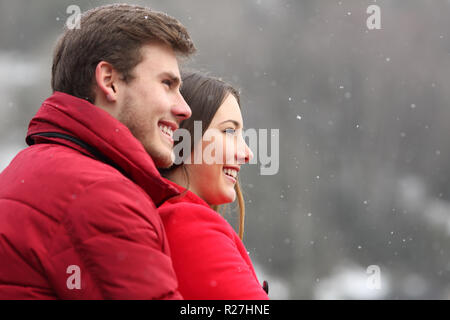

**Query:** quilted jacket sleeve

left=161, top=203, right=269, bottom=300
left=46, top=178, right=182, bottom=299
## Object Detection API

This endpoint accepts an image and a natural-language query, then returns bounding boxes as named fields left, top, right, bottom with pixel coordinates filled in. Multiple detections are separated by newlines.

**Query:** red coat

left=0, top=92, right=183, bottom=299
left=159, top=179, right=269, bottom=300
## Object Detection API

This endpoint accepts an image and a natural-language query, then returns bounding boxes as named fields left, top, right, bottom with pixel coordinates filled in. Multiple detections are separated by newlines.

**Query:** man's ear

left=94, top=61, right=118, bottom=103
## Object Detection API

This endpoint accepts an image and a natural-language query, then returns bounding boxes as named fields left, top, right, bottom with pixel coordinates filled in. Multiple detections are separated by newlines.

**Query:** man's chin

left=152, top=151, right=175, bottom=169
left=143, top=141, right=175, bottom=168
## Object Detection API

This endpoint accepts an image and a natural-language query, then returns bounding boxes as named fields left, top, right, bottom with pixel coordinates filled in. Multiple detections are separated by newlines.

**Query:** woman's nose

left=236, top=140, right=253, bottom=164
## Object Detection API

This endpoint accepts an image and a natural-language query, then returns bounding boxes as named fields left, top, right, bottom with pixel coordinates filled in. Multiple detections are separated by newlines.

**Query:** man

left=0, top=4, right=195, bottom=299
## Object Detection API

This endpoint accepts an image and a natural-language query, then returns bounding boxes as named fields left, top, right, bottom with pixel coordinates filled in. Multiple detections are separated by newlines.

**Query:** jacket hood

left=26, top=91, right=179, bottom=206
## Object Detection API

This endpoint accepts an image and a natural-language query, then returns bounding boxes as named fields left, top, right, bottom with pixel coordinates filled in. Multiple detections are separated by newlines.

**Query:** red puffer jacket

left=0, top=92, right=183, bottom=299
left=159, top=179, right=269, bottom=300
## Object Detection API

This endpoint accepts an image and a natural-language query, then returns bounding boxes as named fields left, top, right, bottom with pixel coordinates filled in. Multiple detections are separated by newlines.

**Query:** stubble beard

left=118, top=94, right=174, bottom=169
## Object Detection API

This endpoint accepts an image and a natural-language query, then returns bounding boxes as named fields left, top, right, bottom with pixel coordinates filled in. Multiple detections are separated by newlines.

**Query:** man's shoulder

left=17, top=143, right=127, bottom=182
left=0, top=143, right=154, bottom=210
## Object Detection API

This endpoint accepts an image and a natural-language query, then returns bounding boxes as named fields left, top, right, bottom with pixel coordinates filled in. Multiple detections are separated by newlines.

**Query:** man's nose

left=172, top=93, right=192, bottom=122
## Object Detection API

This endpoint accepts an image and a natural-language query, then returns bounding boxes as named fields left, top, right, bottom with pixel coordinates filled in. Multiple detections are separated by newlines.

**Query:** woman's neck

left=164, top=167, right=187, bottom=188
left=165, top=166, right=204, bottom=202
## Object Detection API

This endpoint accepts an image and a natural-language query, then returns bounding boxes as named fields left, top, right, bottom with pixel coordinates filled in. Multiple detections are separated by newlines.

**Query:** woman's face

left=185, top=93, right=253, bottom=205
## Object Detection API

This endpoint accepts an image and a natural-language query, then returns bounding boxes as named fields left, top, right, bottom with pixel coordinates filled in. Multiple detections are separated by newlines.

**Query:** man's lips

left=158, top=120, right=178, bottom=132
left=158, top=120, right=178, bottom=144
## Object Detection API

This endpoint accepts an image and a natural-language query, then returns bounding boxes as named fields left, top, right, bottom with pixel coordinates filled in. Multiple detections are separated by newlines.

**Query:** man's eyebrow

left=159, top=72, right=182, bottom=87
left=219, top=119, right=242, bottom=128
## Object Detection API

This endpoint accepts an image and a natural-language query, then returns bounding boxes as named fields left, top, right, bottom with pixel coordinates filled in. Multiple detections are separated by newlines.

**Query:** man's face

left=116, top=43, right=191, bottom=168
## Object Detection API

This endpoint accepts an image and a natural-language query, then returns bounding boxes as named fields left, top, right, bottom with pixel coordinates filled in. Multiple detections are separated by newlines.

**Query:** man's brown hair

left=51, top=4, right=196, bottom=103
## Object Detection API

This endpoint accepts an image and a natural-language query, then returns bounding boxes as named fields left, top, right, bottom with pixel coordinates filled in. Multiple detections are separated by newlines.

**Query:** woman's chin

left=220, top=189, right=236, bottom=204
left=208, top=189, right=236, bottom=206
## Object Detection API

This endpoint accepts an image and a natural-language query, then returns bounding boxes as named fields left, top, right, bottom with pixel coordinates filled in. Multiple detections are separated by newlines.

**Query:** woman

left=159, top=71, right=269, bottom=300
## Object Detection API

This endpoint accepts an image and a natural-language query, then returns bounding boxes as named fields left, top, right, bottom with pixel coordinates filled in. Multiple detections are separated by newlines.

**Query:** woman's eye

left=223, top=128, right=236, bottom=134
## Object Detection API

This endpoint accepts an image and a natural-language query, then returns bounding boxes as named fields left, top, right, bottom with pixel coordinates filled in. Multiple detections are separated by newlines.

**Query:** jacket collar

left=26, top=91, right=179, bottom=206
left=161, top=177, right=211, bottom=208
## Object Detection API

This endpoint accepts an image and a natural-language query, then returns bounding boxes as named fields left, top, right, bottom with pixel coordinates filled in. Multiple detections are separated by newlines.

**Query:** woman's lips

left=223, top=172, right=236, bottom=184
left=223, top=167, right=238, bottom=184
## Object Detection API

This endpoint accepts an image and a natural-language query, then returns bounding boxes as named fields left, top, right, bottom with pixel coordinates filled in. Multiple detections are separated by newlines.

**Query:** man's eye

left=162, top=80, right=172, bottom=88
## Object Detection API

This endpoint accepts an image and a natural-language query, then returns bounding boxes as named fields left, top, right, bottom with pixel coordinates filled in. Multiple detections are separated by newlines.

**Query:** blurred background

left=2, top=0, right=450, bottom=299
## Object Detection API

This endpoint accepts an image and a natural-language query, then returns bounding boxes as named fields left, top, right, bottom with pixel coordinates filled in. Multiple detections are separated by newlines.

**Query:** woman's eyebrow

left=219, top=119, right=241, bottom=128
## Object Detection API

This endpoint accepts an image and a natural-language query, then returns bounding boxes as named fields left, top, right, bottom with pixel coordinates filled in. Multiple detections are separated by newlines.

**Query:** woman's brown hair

left=161, top=71, right=247, bottom=240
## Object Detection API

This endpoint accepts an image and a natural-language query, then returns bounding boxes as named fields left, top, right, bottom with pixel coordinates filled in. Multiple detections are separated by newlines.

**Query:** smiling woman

left=161, top=71, right=252, bottom=235
left=159, top=71, right=269, bottom=300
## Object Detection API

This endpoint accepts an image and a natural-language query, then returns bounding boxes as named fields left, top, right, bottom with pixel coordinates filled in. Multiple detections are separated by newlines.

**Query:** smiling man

left=0, top=4, right=195, bottom=299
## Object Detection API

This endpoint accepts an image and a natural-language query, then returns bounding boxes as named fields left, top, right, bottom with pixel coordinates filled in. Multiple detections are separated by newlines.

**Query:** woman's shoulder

left=160, top=201, right=226, bottom=223
left=158, top=179, right=236, bottom=236
left=160, top=201, right=236, bottom=238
